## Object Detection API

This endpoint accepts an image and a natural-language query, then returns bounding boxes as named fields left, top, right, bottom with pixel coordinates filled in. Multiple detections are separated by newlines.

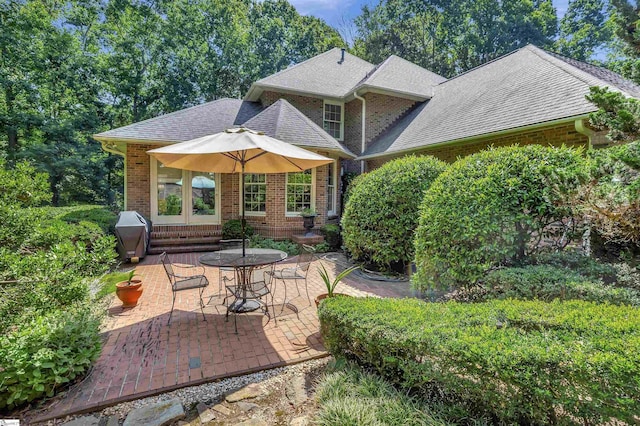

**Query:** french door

left=150, top=158, right=220, bottom=225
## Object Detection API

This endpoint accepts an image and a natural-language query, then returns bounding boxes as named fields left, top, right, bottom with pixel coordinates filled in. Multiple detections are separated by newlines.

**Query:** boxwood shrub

left=319, top=297, right=640, bottom=425
left=413, top=145, right=587, bottom=290
left=342, top=155, right=447, bottom=272
left=481, top=264, right=640, bottom=305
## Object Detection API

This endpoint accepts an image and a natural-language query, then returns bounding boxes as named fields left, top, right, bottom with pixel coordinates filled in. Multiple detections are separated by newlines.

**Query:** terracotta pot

left=314, top=293, right=351, bottom=307
left=115, top=279, right=143, bottom=308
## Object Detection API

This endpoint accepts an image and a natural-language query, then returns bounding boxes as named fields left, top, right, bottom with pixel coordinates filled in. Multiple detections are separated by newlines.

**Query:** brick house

left=94, top=45, right=640, bottom=252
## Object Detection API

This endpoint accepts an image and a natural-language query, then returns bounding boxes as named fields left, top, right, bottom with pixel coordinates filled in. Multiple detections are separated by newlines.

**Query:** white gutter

left=357, top=114, right=591, bottom=161
left=353, top=91, right=366, bottom=173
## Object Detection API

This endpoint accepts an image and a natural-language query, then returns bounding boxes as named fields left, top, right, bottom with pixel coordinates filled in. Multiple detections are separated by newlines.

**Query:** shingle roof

left=245, top=48, right=375, bottom=100
left=361, top=45, right=640, bottom=159
left=354, top=55, right=447, bottom=98
left=94, top=99, right=262, bottom=143
left=242, top=99, right=355, bottom=158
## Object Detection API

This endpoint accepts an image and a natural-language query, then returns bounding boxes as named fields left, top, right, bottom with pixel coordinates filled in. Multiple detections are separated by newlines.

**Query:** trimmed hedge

left=319, top=297, right=640, bottom=425
left=482, top=265, right=640, bottom=305
left=414, top=145, right=587, bottom=290
left=342, top=155, right=447, bottom=271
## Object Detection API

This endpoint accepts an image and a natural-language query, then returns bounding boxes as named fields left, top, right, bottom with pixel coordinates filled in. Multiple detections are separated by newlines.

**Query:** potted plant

left=300, top=208, right=317, bottom=236
left=315, top=263, right=359, bottom=306
left=115, top=269, right=143, bottom=308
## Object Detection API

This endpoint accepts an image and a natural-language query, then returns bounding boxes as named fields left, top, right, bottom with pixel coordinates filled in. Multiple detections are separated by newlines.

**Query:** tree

left=555, top=0, right=613, bottom=60
left=352, top=0, right=557, bottom=77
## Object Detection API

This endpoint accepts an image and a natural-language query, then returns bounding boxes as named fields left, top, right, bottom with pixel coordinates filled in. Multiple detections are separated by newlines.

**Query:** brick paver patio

left=33, top=252, right=375, bottom=422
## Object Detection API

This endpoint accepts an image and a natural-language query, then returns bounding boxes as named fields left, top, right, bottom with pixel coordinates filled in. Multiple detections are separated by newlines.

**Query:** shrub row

left=319, top=297, right=640, bottom=425
left=482, top=264, right=640, bottom=305
left=0, top=204, right=116, bottom=409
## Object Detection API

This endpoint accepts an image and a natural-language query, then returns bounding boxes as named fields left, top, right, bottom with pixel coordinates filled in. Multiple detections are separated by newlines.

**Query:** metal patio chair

left=160, top=252, right=210, bottom=324
left=267, top=244, right=315, bottom=307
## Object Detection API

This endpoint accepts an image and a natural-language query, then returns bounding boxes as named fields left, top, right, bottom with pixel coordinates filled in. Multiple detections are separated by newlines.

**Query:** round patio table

left=199, top=248, right=287, bottom=313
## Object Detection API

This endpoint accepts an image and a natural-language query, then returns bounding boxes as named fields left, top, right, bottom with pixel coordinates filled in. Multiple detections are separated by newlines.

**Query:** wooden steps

left=148, top=226, right=221, bottom=254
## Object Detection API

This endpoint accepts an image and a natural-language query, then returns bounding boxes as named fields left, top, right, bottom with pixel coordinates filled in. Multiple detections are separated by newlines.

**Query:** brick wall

left=366, top=122, right=590, bottom=169
left=125, top=143, right=338, bottom=240
left=126, top=143, right=161, bottom=217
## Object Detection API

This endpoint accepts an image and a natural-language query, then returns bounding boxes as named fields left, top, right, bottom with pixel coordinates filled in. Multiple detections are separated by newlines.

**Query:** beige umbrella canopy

left=147, top=127, right=332, bottom=174
left=148, top=127, right=333, bottom=255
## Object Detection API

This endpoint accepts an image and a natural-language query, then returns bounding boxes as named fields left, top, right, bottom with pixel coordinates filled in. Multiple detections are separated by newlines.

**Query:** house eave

left=357, top=114, right=591, bottom=161
left=346, top=85, right=430, bottom=102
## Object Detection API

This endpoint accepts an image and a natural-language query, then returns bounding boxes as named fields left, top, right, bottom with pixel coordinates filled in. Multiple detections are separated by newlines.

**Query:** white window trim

left=285, top=168, right=316, bottom=217
left=327, top=160, right=338, bottom=217
left=239, top=173, right=267, bottom=217
left=323, top=99, right=344, bottom=141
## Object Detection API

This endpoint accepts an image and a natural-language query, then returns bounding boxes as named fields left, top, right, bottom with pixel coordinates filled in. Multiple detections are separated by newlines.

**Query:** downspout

left=100, top=141, right=128, bottom=210
left=574, top=118, right=594, bottom=149
left=353, top=91, right=366, bottom=173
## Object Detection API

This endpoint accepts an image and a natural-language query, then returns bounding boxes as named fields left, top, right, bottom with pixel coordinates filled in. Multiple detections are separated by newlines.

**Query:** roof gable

left=355, top=55, right=446, bottom=99
left=245, top=48, right=375, bottom=101
left=242, top=99, right=354, bottom=158
left=362, top=44, right=640, bottom=159
left=94, top=99, right=262, bottom=143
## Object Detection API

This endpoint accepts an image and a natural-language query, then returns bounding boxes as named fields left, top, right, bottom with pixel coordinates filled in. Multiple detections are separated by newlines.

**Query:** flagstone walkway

left=33, top=252, right=388, bottom=422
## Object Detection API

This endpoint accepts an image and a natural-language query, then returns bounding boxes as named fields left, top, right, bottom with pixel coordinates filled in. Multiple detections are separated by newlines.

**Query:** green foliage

left=222, top=219, right=255, bottom=240
left=577, top=142, right=640, bottom=250
left=313, top=242, right=331, bottom=253
left=95, top=271, right=132, bottom=299
left=0, top=160, right=51, bottom=207
left=0, top=305, right=102, bottom=409
left=353, top=0, right=557, bottom=77
left=319, top=297, right=640, bottom=425
left=531, top=249, right=618, bottom=281
left=317, top=263, right=359, bottom=297
left=249, top=235, right=300, bottom=255
left=320, top=224, right=341, bottom=250
left=481, top=265, right=640, bottom=305
left=554, top=0, right=613, bottom=60
left=314, top=362, right=449, bottom=426
left=342, top=155, right=447, bottom=272
left=414, top=145, right=587, bottom=290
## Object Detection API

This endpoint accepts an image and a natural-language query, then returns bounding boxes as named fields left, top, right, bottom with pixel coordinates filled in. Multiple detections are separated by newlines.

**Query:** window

left=327, top=161, right=337, bottom=215
left=242, top=173, right=266, bottom=215
left=323, top=101, right=343, bottom=140
left=286, top=169, right=314, bottom=214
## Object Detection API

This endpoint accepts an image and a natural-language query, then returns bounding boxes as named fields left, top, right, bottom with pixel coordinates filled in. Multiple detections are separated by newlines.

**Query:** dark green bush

left=529, top=250, right=617, bottom=282
left=249, top=235, right=300, bottom=255
left=320, top=224, right=341, bottom=250
left=414, top=145, right=587, bottom=290
left=222, top=219, right=254, bottom=239
left=0, top=305, right=102, bottom=409
left=342, top=155, right=447, bottom=272
left=0, top=160, right=51, bottom=208
left=482, top=265, right=640, bottom=305
left=319, top=297, right=640, bottom=425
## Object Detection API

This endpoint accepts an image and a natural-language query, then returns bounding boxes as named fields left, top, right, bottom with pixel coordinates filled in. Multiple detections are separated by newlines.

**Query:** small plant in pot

left=115, top=269, right=143, bottom=308
left=315, top=262, right=359, bottom=306
left=300, top=208, right=317, bottom=236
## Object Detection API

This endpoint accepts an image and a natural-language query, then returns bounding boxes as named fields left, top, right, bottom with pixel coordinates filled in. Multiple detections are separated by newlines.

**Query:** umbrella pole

left=241, top=161, right=246, bottom=257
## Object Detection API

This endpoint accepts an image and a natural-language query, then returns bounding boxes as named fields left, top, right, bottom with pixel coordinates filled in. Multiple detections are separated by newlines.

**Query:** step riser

left=148, top=244, right=220, bottom=254
left=150, top=237, right=221, bottom=247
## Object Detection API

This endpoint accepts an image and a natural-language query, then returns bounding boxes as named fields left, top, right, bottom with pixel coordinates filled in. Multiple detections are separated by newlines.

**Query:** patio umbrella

left=148, top=127, right=332, bottom=256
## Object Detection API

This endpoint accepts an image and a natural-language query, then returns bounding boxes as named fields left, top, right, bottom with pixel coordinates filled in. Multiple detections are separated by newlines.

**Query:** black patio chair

left=160, top=252, right=210, bottom=324
left=267, top=244, right=315, bottom=307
